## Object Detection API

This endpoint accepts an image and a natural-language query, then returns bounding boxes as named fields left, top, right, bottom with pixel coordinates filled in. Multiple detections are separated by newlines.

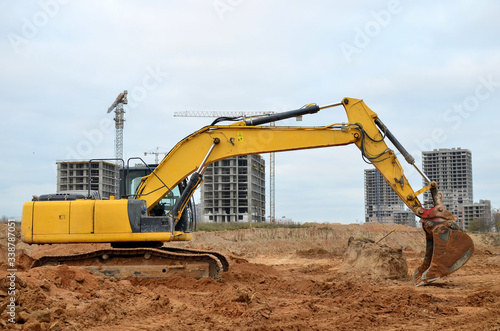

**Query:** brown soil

left=1, top=222, right=499, bottom=330
left=338, top=237, right=409, bottom=281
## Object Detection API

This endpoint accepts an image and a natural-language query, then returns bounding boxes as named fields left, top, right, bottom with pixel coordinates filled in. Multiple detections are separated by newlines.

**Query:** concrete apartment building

left=463, top=199, right=492, bottom=230
left=57, top=160, right=119, bottom=199
left=200, top=155, right=265, bottom=223
left=422, top=148, right=473, bottom=228
left=393, top=210, right=417, bottom=227
left=364, top=169, right=416, bottom=226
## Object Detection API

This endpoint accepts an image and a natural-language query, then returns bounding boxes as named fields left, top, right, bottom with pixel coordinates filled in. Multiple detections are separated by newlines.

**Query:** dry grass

left=195, top=221, right=305, bottom=232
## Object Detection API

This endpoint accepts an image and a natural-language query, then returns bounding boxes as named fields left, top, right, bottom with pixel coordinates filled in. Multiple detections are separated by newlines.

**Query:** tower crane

left=107, top=90, right=128, bottom=196
left=174, top=110, right=277, bottom=223
left=144, top=147, right=168, bottom=164
left=107, top=90, right=128, bottom=161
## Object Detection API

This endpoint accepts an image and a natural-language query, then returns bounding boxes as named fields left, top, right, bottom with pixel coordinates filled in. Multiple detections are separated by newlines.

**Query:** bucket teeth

left=413, top=205, right=474, bottom=286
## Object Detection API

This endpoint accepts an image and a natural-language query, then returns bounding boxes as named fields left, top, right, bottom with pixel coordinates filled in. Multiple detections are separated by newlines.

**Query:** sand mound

left=338, top=237, right=409, bottom=281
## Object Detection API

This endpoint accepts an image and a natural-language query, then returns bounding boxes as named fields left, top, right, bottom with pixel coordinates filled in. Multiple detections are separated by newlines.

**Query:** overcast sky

left=1, top=1, right=499, bottom=223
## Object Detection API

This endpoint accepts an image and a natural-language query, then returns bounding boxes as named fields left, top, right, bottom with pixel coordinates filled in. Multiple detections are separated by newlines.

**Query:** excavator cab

left=119, top=164, right=196, bottom=233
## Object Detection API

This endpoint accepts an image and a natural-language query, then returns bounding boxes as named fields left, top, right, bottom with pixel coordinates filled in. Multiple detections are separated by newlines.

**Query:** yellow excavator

left=22, top=97, right=474, bottom=286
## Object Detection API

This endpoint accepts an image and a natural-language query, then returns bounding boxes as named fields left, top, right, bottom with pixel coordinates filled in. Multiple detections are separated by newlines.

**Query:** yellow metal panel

left=94, top=199, right=132, bottom=234
left=172, top=231, right=193, bottom=241
left=32, top=201, right=70, bottom=235
left=31, top=231, right=173, bottom=244
left=21, top=202, right=34, bottom=243
left=69, top=200, right=95, bottom=234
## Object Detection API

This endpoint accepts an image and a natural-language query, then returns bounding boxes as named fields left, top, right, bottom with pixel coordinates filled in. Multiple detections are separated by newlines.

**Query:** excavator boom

left=22, top=97, right=474, bottom=285
left=136, top=98, right=420, bottom=213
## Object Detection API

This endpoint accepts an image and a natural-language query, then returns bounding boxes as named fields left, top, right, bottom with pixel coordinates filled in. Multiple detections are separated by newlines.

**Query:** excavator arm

left=134, top=97, right=473, bottom=285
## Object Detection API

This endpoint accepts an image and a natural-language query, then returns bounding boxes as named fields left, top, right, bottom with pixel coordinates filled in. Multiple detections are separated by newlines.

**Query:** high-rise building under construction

left=200, top=155, right=265, bottom=223
left=422, top=148, right=473, bottom=227
left=56, top=160, right=119, bottom=199
left=364, top=168, right=416, bottom=226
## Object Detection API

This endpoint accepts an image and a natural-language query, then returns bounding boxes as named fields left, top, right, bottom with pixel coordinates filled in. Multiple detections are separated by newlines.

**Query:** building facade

left=463, top=199, right=492, bottom=231
left=393, top=210, right=417, bottom=227
left=57, top=160, right=119, bottom=199
left=364, top=169, right=415, bottom=226
left=422, top=148, right=473, bottom=227
left=200, top=155, right=265, bottom=223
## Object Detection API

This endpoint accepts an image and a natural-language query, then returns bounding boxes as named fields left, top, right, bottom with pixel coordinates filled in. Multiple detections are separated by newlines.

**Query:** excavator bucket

left=413, top=205, right=474, bottom=286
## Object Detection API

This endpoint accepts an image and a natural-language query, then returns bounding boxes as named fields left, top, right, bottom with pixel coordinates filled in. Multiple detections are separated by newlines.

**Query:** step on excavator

left=22, top=97, right=474, bottom=286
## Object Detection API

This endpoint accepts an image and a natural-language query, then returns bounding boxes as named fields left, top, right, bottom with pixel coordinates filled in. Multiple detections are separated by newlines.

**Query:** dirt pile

left=0, top=265, right=171, bottom=330
left=338, top=237, right=409, bottom=281
left=1, top=223, right=500, bottom=330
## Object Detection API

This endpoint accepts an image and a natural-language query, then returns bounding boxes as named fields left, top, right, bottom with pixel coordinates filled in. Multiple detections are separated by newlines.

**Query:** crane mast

left=107, top=90, right=128, bottom=196
left=107, top=90, right=128, bottom=162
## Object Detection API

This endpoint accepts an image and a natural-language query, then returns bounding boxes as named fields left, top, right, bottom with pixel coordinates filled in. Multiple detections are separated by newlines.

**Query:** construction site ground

left=1, top=222, right=499, bottom=330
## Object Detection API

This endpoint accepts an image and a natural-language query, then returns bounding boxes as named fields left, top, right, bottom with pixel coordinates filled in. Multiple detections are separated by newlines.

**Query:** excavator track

left=31, top=247, right=227, bottom=280
left=158, top=247, right=230, bottom=272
